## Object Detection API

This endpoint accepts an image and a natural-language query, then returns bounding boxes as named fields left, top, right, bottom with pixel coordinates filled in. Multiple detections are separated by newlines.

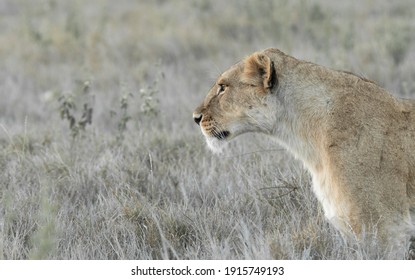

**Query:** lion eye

left=217, top=84, right=226, bottom=95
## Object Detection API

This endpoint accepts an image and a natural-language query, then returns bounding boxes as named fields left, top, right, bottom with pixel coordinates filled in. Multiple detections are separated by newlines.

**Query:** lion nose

left=193, top=113, right=202, bottom=126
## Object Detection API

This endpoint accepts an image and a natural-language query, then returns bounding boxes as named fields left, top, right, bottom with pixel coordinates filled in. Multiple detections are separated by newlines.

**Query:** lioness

left=193, top=48, right=415, bottom=254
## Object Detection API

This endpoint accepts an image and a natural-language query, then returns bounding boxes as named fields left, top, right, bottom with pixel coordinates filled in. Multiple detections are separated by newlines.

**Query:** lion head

left=193, top=50, right=279, bottom=153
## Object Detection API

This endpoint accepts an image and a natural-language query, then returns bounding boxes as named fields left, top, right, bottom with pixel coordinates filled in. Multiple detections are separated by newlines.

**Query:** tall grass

left=0, top=0, right=414, bottom=259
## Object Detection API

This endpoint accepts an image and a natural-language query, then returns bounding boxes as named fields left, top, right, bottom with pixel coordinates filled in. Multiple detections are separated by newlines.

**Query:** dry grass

left=0, top=0, right=414, bottom=259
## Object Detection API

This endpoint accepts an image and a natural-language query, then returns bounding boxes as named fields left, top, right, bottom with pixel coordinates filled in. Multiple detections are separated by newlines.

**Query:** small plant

left=139, top=72, right=162, bottom=117
left=139, top=87, right=159, bottom=117
left=58, top=80, right=94, bottom=139
left=110, top=67, right=163, bottom=142
left=110, top=89, right=134, bottom=142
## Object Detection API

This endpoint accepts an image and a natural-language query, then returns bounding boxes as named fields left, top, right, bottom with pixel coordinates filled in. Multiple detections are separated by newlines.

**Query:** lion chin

left=205, top=136, right=228, bottom=154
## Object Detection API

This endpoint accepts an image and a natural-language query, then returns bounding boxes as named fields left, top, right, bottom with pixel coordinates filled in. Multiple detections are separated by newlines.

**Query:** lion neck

left=270, top=69, right=331, bottom=173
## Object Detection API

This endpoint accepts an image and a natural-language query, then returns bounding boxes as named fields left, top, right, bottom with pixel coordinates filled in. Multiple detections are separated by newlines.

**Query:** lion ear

left=243, top=52, right=277, bottom=91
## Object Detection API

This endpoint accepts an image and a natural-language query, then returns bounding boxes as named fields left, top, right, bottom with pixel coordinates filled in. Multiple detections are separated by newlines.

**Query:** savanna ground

left=1, top=0, right=415, bottom=260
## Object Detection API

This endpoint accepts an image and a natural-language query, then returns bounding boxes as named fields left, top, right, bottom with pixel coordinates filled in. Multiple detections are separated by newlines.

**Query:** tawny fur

left=193, top=48, right=415, bottom=253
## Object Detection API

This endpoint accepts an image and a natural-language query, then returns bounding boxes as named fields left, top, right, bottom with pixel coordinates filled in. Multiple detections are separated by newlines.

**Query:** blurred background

left=0, top=0, right=414, bottom=259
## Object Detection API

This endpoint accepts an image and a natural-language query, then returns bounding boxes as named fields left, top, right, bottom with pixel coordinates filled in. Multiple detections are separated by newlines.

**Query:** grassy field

left=1, top=0, right=414, bottom=259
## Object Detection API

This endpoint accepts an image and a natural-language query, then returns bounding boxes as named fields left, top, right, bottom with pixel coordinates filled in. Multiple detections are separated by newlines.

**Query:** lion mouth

left=212, top=130, right=230, bottom=140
